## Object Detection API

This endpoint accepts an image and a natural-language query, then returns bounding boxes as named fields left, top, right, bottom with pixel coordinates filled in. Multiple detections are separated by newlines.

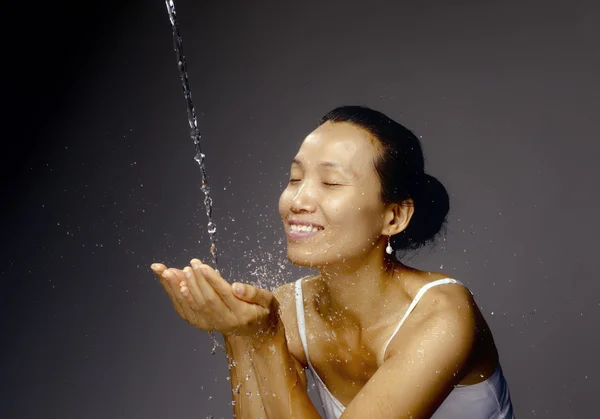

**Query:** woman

left=151, top=106, right=514, bottom=418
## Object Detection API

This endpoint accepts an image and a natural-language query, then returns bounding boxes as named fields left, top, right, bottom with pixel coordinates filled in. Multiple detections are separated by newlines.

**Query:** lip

left=287, top=219, right=324, bottom=228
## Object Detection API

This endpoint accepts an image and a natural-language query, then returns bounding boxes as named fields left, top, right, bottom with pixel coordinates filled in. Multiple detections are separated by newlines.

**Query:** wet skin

left=151, top=120, right=500, bottom=416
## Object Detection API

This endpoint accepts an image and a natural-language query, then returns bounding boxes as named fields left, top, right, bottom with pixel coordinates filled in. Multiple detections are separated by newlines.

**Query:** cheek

left=324, top=193, right=370, bottom=216
left=278, top=188, right=291, bottom=216
left=319, top=195, right=343, bottom=218
left=329, top=194, right=383, bottom=231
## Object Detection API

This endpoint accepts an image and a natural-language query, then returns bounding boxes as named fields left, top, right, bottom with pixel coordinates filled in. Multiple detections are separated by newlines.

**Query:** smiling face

left=278, top=121, right=390, bottom=268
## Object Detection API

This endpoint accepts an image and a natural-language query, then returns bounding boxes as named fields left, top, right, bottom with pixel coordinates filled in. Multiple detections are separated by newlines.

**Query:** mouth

left=286, top=220, right=324, bottom=241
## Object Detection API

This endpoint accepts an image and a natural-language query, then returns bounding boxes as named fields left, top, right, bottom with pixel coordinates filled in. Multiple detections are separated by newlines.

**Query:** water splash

left=226, top=244, right=295, bottom=291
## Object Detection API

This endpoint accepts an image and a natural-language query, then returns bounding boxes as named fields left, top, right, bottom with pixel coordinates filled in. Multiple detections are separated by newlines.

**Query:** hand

left=151, top=259, right=280, bottom=338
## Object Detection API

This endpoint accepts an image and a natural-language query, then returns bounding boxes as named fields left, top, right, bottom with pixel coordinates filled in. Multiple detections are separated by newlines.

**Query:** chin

left=286, top=249, right=329, bottom=268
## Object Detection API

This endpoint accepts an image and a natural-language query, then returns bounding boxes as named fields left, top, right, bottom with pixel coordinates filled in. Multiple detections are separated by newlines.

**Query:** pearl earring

left=386, top=236, right=394, bottom=255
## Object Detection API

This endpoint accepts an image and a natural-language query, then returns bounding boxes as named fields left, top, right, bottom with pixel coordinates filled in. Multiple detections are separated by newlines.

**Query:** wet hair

left=317, top=105, right=449, bottom=253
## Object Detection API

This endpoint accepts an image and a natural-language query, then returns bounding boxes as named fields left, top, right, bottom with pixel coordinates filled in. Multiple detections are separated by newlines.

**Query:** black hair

left=317, top=105, right=449, bottom=253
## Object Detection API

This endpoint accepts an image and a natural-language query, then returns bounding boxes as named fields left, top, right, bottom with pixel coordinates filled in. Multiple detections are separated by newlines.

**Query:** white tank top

left=294, top=277, right=514, bottom=419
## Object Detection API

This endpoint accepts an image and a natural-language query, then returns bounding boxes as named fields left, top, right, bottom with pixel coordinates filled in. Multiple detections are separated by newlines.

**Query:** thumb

left=232, top=282, right=272, bottom=308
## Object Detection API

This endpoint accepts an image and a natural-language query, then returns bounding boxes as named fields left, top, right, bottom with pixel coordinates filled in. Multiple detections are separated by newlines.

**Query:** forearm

left=248, top=322, right=321, bottom=419
left=225, top=334, right=268, bottom=418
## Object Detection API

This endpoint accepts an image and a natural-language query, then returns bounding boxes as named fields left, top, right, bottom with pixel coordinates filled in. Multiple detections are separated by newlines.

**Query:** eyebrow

left=291, top=158, right=344, bottom=170
left=291, top=158, right=357, bottom=180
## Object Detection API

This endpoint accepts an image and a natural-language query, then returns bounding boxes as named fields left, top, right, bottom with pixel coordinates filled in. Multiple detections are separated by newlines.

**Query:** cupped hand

left=151, top=259, right=280, bottom=338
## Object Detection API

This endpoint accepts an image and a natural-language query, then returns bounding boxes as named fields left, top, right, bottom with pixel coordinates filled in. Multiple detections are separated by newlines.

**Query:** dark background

left=2, top=0, right=599, bottom=418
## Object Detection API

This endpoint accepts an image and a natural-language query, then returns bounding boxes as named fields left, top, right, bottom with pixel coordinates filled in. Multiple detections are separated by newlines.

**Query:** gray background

left=2, top=0, right=599, bottom=418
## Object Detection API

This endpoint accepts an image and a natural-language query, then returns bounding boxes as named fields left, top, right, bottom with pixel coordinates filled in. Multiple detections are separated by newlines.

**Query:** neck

left=315, top=250, right=405, bottom=329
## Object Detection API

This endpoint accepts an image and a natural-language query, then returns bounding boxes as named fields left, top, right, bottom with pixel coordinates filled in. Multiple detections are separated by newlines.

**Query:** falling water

left=164, top=0, right=222, bottom=355
left=164, top=0, right=219, bottom=269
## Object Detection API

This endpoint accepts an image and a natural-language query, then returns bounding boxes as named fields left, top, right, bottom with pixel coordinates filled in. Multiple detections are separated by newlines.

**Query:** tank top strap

left=294, top=278, right=313, bottom=369
left=295, top=277, right=347, bottom=413
left=380, top=278, right=467, bottom=363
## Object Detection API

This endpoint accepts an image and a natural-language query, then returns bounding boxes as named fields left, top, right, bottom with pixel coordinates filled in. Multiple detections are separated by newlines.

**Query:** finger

left=151, top=263, right=185, bottom=317
left=159, top=268, right=186, bottom=316
left=178, top=269, right=209, bottom=318
left=187, top=261, right=239, bottom=330
left=163, top=268, right=196, bottom=322
left=165, top=268, right=191, bottom=301
left=190, top=259, right=229, bottom=307
left=150, top=263, right=167, bottom=278
left=232, top=282, right=273, bottom=309
left=151, top=263, right=173, bottom=295
left=191, top=260, right=239, bottom=307
left=182, top=266, right=206, bottom=308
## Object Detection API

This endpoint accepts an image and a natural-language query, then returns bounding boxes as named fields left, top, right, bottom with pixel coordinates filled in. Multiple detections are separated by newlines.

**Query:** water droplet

left=207, top=222, right=217, bottom=234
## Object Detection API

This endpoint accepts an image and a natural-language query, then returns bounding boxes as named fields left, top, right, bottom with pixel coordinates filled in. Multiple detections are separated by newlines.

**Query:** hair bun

left=395, top=173, right=450, bottom=251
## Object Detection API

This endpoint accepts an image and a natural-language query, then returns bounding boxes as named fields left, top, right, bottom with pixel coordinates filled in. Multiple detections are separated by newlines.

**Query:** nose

left=290, top=182, right=316, bottom=213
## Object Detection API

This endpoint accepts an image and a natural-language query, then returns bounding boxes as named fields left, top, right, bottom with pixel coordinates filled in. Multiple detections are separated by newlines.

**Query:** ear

left=382, top=199, right=415, bottom=236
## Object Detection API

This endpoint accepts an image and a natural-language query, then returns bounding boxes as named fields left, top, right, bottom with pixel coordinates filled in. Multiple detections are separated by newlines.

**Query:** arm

left=341, top=286, right=477, bottom=419
left=225, top=334, right=267, bottom=418
left=224, top=315, right=319, bottom=419
left=151, top=261, right=320, bottom=418
left=217, top=278, right=319, bottom=418
left=244, top=319, right=321, bottom=419
left=226, top=283, right=320, bottom=418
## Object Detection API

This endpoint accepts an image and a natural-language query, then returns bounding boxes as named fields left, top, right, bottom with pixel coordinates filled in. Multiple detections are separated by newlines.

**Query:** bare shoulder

left=408, top=271, right=476, bottom=314
left=385, top=271, right=478, bottom=358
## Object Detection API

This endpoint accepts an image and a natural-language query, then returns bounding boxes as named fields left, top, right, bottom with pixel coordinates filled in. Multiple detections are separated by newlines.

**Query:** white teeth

left=290, top=224, right=320, bottom=233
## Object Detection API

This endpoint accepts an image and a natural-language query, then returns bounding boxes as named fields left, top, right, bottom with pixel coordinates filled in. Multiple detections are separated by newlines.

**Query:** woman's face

left=278, top=121, right=389, bottom=268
